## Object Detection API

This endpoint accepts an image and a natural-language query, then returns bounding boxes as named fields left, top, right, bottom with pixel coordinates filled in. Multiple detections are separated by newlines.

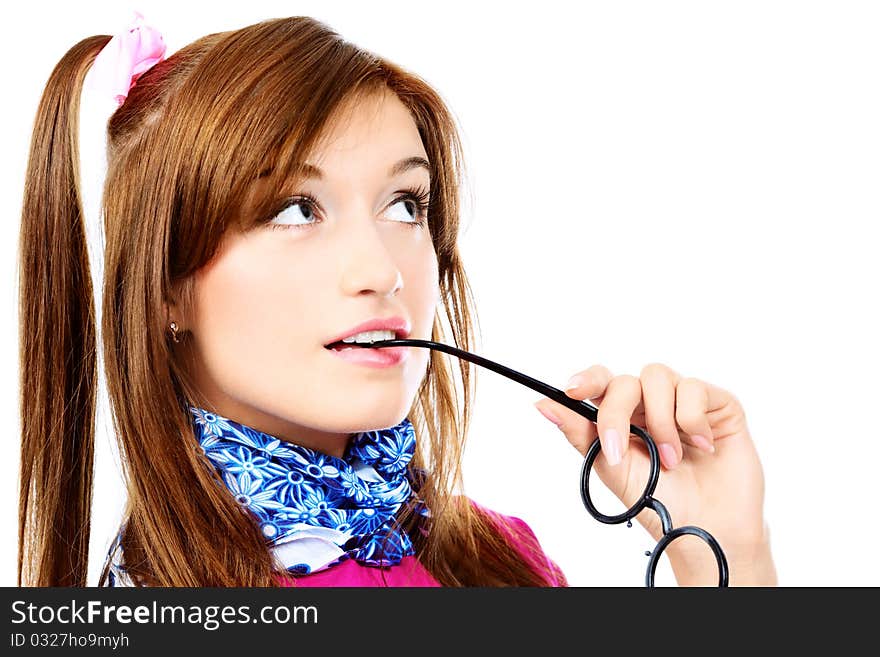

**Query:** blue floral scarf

left=189, top=406, right=430, bottom=576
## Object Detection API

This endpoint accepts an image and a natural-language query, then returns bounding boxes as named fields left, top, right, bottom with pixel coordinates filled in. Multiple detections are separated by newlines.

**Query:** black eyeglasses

left=367, top=338, right=729, bottom=587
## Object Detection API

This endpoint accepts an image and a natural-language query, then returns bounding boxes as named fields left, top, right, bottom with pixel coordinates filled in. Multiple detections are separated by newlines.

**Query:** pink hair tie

left=87, top=10, right=166, bottom=107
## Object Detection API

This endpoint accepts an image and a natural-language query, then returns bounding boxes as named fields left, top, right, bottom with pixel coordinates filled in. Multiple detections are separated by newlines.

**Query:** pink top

left=279, top=555, right=440, bottom=587
left=277, top=502, right=566, bottom=587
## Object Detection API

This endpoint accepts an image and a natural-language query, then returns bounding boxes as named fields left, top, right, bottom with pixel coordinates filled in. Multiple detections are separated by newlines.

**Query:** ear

left=163, top=299, right=179, bottom=328
left=163, top=280, right=188, bottom=331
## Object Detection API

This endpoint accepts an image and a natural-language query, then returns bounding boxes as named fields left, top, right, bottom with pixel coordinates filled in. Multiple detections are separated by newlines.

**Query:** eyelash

left=268, top=185, right=431, bottom=232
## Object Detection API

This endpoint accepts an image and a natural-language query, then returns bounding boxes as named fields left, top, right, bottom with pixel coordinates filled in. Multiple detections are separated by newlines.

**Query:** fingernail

left=565, top=375, right=584, bottom=391
left=536, top=406, right=563, bottom=427
left=603, top=428, right=622, bottom=466
left=658, top=443, right=680, bottom=469
left=691, top=434, right=715, bottom=453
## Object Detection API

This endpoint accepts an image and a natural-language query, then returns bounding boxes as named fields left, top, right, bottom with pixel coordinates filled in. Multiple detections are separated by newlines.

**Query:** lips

left=326, top=342, right=409, bottom=367
left=323, top=316, right=411, bottom=349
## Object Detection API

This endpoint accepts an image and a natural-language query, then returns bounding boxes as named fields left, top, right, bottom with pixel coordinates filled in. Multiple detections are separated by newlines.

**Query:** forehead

left=304, top=90, right=429, bottom=175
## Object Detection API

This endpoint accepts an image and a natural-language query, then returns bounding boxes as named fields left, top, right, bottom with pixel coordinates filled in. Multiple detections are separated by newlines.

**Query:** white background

left=2, top=0, right=878, bottom=586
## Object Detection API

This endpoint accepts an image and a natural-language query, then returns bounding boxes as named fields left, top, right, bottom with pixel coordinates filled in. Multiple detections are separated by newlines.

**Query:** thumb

left=533, top=398, right=597, bottom=458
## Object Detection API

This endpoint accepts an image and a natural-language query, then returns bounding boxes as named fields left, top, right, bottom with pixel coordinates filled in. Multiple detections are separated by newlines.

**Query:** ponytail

left=17, top=35, right=111, bottom=586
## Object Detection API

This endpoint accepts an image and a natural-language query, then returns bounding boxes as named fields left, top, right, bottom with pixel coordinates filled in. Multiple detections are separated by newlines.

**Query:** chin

left=354, top=409, right=412, bottom=433
left=324, top=399, right=413, bottom=434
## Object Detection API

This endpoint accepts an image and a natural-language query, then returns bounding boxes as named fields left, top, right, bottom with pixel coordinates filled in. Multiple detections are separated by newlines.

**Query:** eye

left=267, top=186, right=430, bottom=232
left=386, top=185, right=430, bottom=228
left=269, top=195, right=320, bottom=231
left=387, top=197, right=423, bottom=226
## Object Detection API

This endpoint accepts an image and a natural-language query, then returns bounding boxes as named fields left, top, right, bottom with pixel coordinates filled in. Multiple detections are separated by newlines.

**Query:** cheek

left=192, top=247, right=318, bottom=383
left=401, top=245, right=440, bottom=335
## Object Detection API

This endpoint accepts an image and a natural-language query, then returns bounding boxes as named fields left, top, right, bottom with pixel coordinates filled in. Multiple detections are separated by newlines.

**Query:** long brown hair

left=18, top=16, right=563, bottom=587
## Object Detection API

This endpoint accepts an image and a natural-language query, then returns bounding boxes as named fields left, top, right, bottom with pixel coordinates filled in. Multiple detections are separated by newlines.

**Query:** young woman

left=17, top=14, right=777, bottom=587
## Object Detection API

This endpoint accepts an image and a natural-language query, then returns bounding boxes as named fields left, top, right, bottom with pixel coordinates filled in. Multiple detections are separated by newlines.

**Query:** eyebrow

left=293, top=156, right=431, bottom=181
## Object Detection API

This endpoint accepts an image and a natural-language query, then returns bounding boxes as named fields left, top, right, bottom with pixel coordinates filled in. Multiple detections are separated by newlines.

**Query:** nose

left=338, top=218, right=404, bottom=298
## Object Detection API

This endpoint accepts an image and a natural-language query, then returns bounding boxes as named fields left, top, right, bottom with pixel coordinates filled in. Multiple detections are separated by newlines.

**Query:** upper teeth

left=341, top=329, right=396, bottom=344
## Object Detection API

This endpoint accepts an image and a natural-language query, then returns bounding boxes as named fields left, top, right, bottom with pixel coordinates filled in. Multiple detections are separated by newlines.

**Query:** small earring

left=169, top=321, right=182, bottom=343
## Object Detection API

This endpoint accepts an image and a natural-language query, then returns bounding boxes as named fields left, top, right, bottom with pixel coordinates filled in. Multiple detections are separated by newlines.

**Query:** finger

left=594, top=374, right=642, bottom=467
left=534, top=396, right=598, bottom=456
left=564, top=365, right=614, bottom=400
left=639, top=363, right=684, bottom=469
left=560, top=365, right=612, bottom=456
left=674, top=377, right=717, bottom=454
left=533, top=365, right=613, bottom=456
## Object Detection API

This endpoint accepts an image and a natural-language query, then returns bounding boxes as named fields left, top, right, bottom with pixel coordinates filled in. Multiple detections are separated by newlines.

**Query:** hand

left=534, top=363, right=777, bottom=585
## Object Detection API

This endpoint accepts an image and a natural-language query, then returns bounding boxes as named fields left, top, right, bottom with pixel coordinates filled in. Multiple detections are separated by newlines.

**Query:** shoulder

left=465, top=497, right=568, bottom=587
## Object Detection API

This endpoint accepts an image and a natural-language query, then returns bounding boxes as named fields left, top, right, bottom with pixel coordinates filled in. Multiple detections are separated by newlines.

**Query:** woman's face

left=178, top=90, right=440, bottom=458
